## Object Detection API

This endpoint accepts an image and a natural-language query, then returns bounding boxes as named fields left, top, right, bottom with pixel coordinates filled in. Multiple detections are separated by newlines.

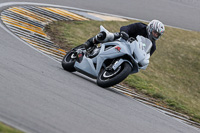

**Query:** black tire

left=97, top=62, right=132, bottom=88
left=62, top=45, right=84, bottom=72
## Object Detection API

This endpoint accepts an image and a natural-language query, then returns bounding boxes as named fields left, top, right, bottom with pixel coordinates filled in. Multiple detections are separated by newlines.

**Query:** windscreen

left=136, top=36, right=152, bottom=54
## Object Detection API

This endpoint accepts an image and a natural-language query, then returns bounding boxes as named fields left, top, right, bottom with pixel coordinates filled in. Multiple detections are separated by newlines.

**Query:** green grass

left=0, top=122, right=23, bottom=133
left=44, top=20, right=200, bottom=123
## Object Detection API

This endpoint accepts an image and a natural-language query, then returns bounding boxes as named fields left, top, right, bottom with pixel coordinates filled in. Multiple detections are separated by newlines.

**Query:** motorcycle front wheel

left=97, top=62, right=132, bottom=88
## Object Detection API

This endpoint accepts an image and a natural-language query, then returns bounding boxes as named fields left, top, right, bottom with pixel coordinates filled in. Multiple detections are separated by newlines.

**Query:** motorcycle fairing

left=74, top=39, right=133, bottom=78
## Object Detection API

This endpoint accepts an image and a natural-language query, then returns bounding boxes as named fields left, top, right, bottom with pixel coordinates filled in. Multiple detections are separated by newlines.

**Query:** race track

left=0, top=1, right=199, bottom=133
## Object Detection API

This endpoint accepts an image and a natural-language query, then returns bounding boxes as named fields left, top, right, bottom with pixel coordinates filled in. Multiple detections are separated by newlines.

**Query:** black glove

left=113, top=32, right=121, bottom=40
left=120, top=31, right=129, bottom=41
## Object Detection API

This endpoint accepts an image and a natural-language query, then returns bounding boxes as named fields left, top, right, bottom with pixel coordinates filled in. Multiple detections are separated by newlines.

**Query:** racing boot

left=83, top=37, right=96, bottom=52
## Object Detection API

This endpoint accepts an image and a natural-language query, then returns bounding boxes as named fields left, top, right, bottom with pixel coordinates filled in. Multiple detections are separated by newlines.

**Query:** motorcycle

left=62, top=26, right=152, bottom=88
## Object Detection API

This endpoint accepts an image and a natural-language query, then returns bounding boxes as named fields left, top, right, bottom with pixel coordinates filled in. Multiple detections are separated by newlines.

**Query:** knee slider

left=95, top=31, right=106, bottom=42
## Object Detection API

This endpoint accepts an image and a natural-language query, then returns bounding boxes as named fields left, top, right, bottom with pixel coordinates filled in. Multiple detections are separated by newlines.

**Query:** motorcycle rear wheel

left=62, top=45, right=84, bottom=72
left=97, top=62, right=132, bottom=88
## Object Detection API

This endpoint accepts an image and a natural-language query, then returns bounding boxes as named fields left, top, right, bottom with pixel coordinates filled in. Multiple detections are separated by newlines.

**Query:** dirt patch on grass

left=44, top=21, right=75, bottom=51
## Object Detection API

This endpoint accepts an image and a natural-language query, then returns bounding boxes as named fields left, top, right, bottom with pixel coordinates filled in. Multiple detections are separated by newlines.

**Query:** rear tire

left=62, top=45, right=84, bottom=72
left=97, top=62, right=132, bottom=88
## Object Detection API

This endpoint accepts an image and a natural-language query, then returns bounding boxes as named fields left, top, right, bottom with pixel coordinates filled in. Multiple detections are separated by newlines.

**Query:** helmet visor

left=152, top=30, right=161, bottom=40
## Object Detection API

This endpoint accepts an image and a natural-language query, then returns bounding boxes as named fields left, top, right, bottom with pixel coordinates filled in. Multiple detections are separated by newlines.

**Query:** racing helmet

left=147, top=20, right=165, bottom=40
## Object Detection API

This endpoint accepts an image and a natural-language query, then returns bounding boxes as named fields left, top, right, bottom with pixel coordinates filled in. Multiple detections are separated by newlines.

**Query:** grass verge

left=0, top=122, right=23, bottom=133
left=44, top=20, right=200, bottom=123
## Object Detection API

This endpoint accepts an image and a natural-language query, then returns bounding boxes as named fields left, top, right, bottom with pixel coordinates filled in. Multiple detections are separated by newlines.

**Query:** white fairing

left=100, top=26, right=152, bottom=70
left=133, top=35, right=152, bottom=70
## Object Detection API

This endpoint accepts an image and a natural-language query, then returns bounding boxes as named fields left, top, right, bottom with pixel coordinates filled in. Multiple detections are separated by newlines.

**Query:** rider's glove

left=113, top=32, right=121, bottom=40
left=120, top=31, right=129, bottom=41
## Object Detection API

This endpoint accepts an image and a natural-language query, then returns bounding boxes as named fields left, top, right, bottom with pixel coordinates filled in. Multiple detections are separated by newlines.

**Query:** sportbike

left=62, top=26, right=152, bottom=88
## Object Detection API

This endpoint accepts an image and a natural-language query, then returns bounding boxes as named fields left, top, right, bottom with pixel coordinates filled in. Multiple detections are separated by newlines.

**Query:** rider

left=83, top=20, right=165, bottom=56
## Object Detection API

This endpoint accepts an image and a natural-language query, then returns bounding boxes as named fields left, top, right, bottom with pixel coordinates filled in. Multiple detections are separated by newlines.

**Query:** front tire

left=97, top=62, right=132, bottom=88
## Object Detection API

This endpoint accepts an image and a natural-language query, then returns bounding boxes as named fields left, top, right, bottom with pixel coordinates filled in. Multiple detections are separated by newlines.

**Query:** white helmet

left=147, top=20, right=165, bottom=40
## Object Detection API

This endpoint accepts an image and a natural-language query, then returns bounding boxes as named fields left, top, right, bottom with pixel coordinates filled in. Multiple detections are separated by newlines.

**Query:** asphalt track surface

left=0, top=1, right=199, bottom=133
left=1, top=0, right=200, bottom=31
